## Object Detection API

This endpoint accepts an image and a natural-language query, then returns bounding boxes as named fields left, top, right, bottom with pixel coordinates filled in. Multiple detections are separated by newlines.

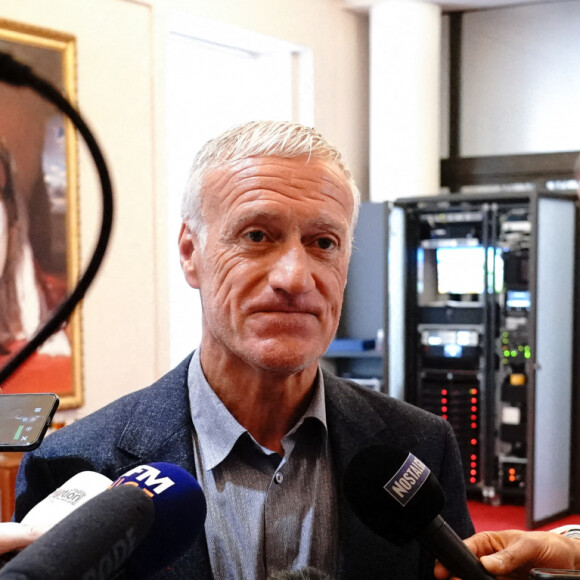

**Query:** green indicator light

left=511, top=350, right=517, bottom=357
left=518, top=345, right=524, bottom=351
left=524, top=352, right=531, bottom=359
left=504, top=350, right=510, bottom=357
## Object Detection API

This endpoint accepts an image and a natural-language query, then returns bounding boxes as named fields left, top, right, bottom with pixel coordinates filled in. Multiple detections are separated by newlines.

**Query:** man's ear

left=178, top=222, right=201, bottom=289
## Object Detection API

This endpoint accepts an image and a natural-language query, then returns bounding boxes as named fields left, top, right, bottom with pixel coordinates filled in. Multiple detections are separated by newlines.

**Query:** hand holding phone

left=0, top=394, right=59, bottom=451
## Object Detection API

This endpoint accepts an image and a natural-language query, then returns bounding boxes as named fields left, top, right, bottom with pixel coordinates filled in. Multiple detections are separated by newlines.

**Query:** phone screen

left=0, top=393, right=59, bottom=451
left=530, top=570, right=580, bottom=578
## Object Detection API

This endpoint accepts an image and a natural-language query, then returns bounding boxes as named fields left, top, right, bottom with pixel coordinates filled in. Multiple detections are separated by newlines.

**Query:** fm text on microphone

left=343, top=443, right=495, bottom=580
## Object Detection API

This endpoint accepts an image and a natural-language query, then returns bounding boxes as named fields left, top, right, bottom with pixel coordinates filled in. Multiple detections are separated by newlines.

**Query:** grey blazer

left=14, top=354, right=473, bottom=579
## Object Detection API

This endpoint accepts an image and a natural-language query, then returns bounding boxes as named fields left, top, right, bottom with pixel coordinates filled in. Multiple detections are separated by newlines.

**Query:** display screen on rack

left=435, top=246, right=504, bottom=295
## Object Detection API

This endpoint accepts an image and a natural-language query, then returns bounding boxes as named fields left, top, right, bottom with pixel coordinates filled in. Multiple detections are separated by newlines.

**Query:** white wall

left=164, top=19, right=309, bottom=366
left=441, top=1, right=580, bottom=157
left=5, top=0, right=578, bottom=422
left=0, top=0, right=369, bottom=420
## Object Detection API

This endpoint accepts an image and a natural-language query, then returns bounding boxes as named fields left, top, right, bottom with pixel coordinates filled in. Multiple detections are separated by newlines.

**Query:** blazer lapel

left=113, top=354, right=214, bottom=579
left=107, top=361, right=421, bottom=579
left=324, top=371, right=422, bottom=579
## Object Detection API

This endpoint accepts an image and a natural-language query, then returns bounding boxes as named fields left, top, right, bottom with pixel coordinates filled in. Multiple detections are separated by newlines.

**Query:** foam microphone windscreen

left=343, top=443, right=445, bottom=544
left=0, top=484, right=155, bottom=580
left=111, top=462, right=207, bottom=579
left=21, top=471, right=113, bottom=533
left=344, top=444, right=496, bottom=580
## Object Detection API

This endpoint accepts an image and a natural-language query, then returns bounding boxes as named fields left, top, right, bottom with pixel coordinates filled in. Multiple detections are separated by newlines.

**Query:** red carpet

left=468, top=500, right=580, bottom=532
left=0, top=341, right=71, bottom=394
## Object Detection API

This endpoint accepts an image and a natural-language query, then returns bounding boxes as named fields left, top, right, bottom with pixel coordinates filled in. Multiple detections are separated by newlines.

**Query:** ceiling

left=343, top=0, right=570, bottom=14
left=437, top=0, right=566, bottom=11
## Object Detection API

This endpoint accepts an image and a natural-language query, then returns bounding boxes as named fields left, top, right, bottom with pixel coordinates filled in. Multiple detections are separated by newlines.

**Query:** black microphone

left=0, top=484, right=154, bottom=579
left=343, top=443, right=495, bottom=580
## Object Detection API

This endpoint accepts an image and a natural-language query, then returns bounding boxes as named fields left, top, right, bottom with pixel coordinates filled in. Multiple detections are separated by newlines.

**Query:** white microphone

left=21, top=471, right=112, bottom=533
left=0, top=484, right=155, bottom=580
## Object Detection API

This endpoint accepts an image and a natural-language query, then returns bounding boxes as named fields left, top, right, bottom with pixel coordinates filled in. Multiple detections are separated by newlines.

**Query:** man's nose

left=268, top=243, right=316, bottom=295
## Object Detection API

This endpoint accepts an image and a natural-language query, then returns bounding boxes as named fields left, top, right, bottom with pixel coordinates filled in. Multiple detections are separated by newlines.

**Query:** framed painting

left=0, top=19, right=82, bottom=409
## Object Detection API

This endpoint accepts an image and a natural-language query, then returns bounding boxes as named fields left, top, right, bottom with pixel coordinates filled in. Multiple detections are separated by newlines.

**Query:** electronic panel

left=419, top=373, right=482, bottom=485
left=392, top=190, right=576, bottom=523
left=408, top=199, right=533, bottom=500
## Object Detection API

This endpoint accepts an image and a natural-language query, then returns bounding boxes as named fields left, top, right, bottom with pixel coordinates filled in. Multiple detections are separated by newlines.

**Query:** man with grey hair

left=12, top=120, right=473, bottom=579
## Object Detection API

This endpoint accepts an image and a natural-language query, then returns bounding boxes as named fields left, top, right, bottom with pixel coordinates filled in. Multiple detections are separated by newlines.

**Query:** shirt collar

left=187, top=349, right=328, bottom=471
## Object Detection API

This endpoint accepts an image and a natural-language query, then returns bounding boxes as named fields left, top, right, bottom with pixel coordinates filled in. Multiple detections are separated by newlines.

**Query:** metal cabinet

left=388, top=191, right=576, bottom=528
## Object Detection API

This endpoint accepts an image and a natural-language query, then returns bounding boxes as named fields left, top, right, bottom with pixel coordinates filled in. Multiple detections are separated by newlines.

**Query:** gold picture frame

left=0, top=18, right=82, bottom=409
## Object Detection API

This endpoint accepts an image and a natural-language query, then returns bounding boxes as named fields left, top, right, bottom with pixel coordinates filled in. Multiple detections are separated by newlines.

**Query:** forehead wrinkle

left=228, top=202, right=350, bottom=240
left=245, top=163, right=346, bottom=194
left=227, top=174, right=350, bottom=208
left=225, top=156, right=347, bottom=194
left=205, top=157, right=353, bottom=223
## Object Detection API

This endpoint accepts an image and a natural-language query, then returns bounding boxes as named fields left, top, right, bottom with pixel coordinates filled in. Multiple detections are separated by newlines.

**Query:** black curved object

left=0, top=51, right=114, bottom=386
left=530, top=571, right=580, bottom=579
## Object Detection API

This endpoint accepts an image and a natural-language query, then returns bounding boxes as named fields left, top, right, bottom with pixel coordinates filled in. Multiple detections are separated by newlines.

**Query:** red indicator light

left=471, top=438, right=477, bottom=446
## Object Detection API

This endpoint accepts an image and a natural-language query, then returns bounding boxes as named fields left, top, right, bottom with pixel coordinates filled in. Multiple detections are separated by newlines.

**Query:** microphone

left=0, top=484, right=155, bottom=579
left=111, top=462, right=207, bottom=579
left=21, top=471, right=113, bottom=533
left=0, top=471, right=114, bottom=569
left=343, top=444, right=495, bottom=580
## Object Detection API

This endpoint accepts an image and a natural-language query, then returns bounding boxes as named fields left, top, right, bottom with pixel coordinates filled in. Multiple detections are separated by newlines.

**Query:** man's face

left=179, top=155, right=354, bottom=376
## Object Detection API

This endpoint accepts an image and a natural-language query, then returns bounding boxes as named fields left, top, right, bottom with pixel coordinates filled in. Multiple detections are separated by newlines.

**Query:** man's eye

left=247, top=230, right=266, bottom=242
left=316, top=238, right=334, bottom=250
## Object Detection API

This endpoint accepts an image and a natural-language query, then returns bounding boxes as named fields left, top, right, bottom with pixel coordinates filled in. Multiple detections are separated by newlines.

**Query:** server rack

left=388, top=191, right=576, bottom=528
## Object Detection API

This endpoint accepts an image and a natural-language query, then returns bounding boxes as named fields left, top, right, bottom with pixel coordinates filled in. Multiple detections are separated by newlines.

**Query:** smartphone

left=0, top=393, right=59, bottom=451
left=530, top=570, right=580, bottom=578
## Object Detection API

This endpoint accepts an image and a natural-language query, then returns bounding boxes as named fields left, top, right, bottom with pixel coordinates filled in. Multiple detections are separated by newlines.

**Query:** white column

left=366, top=0, right=441, bottom=201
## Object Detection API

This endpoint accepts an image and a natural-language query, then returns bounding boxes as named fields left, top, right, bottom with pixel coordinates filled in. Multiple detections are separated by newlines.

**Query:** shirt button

left=274, top=472, right=283, bottom=484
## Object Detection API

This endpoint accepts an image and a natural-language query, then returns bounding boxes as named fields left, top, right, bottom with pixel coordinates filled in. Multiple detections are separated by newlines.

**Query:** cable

left=0, top=51, right=114, bottom=386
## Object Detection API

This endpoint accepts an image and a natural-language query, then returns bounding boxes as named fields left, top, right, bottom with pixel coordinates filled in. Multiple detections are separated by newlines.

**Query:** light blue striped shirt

left=187, top=349, right=337, bottom=580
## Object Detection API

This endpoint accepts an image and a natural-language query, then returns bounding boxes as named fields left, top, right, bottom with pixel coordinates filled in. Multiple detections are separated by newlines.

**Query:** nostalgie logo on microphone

left=383, top=453, right=430, bottom=507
